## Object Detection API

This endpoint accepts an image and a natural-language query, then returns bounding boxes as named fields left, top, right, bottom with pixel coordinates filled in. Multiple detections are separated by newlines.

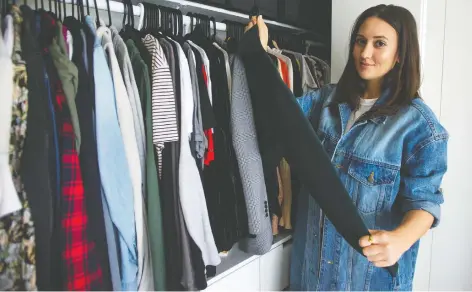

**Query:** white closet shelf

left=148, top=0, right=311, bottom=33
left=61, top=0, right=311, bottom=33
left=207, top=231, right=293, bottom=286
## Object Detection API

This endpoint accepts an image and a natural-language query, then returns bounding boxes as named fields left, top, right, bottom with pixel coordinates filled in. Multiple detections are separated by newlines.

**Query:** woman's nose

left=361, top=43, right=374, bottom=59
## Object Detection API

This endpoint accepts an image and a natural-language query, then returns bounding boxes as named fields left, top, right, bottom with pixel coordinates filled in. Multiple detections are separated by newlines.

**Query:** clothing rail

left=154, top=0, right=311, bottom=33
left=62, top=0, right=227, bottom=31
left=61, top=0, right=312, bottom=34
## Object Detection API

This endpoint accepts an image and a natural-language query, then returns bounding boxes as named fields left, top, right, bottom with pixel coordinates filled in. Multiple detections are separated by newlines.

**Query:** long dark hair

left=332, top=4, right=421, bottom=119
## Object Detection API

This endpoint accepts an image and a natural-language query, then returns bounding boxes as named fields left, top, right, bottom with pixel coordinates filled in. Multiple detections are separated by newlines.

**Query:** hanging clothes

left=169, top=35, right=221, bottom=268
left=16, top=5, right=57, bottom=290
left=110, top=27, right=153, bottom=292
left=142, top=34, right=179, bottom=176
left=126, top=38, right=167, bottom=291
left=49, top=21, right=81, bottom=152
left=111, top=27, right=146, bottom=177
left=85, top=16, right=138, bottom=291
left=166, top=37, right=209, bottom=290
left=40, top=12, right=106, bottom=290
left=183, top=43, right=205, bottom=166
left=230, top=54, right=272, bottom=255
left=213, top=42, right=232, bottom=96
left=0, top=8, right=36, bottom=290
left=187, top=40, right=216, bottom=166
left=186, top=28, right=249, bottom=253
left=0, top=16, right=20, bottom=220
left=64, top=15, right=113, bottom=290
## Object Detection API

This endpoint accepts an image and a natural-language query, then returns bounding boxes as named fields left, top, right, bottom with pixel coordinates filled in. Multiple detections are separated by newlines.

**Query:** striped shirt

left=142, top=34, right=179, bottom=176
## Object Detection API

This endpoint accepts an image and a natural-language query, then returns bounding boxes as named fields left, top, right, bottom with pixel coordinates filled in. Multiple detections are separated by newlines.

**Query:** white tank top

left=345, top=98, right=378, bottom=133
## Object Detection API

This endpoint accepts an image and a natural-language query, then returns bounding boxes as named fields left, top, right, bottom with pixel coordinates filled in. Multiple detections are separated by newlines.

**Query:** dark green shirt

left=126, top=39, right=166, bottom=291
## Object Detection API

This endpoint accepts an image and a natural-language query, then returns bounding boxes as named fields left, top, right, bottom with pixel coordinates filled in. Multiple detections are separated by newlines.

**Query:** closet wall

left=332, top=0, right=471, bottom=290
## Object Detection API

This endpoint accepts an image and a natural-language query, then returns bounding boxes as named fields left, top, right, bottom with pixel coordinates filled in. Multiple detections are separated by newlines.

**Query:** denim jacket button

left=368, top=171, right=375, bottom=183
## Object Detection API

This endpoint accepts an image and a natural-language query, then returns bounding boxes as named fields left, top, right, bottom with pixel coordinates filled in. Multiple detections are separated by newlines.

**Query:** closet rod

left=61, top=0, right=228, bottom=31
left=60, top=0, right=311, bottom=34
left=153, top=0, right=311, bottom=33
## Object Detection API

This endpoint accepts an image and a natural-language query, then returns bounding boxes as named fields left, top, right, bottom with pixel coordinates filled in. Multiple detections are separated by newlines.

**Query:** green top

left=126, top=39, right=167, bottom=291
left=50, top=22, right=81, bottom=151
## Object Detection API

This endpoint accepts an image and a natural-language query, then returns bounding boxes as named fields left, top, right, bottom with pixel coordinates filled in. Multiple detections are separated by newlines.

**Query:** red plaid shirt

left=54, top=78, right=104, bottom=290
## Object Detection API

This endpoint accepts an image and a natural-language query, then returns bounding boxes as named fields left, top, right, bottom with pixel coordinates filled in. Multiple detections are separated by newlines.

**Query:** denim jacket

left=290, top=84, right=448, bottom=291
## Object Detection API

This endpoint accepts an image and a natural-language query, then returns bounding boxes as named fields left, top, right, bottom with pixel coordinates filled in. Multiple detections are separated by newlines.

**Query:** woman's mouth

left=360, top=61, right=374, bottom=70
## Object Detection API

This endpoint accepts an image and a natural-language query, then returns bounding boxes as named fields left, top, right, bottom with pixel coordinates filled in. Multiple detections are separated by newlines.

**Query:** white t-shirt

left=345, top=98, right=378, bottom=133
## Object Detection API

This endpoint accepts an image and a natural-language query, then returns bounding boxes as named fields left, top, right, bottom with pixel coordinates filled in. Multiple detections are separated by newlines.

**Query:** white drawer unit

left=205, top=257, right=260, bottom=291
left=206, top=233, right=293, bottom=291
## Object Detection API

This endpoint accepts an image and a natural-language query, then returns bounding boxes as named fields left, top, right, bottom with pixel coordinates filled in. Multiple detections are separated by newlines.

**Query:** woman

left=246, top=4, right=448, bottom=291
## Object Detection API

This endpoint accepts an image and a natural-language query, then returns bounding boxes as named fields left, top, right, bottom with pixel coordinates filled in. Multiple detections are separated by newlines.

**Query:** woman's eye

left=375, top=40, right=387, bottom=47
left=356, top=38, right=367, bottom=46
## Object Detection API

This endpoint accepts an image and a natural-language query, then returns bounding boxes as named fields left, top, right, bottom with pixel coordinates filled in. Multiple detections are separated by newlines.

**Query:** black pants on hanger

left=238, top=26, right=398, bottom=277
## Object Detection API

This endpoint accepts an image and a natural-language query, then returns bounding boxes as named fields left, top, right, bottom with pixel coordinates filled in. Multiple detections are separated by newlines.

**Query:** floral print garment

left=0, top=6, right=37, bottom=291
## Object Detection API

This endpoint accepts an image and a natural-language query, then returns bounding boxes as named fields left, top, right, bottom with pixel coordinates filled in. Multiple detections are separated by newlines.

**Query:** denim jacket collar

left=335, top=87, right=391, bottom=131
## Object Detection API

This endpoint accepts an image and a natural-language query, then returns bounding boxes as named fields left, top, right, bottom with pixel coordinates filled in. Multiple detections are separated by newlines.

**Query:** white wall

left=331, top=0, right=471, bottom=290
left=428, top=0, right=472, bottom=290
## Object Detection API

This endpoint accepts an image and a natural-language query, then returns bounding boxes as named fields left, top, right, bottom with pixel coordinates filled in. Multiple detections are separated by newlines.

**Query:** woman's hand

left=244, top=15, right=269, bottom=51
left=359, top=229, right=410, bottom=268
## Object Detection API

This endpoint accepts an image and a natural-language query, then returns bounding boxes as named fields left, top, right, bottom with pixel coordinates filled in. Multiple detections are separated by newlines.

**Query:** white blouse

left=0, top=25, right=21, bottom=218
left=170, top=39, right=221, bottom=267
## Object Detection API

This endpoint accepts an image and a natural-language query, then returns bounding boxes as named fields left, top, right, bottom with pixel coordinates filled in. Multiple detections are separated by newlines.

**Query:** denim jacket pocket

left=348, top=159, right=398, bottom=214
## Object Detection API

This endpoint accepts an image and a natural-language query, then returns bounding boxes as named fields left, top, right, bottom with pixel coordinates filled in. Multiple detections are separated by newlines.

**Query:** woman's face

left=353, top=17, right=399, bottom=83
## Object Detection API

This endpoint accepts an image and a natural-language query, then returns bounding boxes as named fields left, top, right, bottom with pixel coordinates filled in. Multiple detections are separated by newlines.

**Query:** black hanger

left=0, top=0, right=5, bottom=19
left=85, top=0, right=90, bottom=16
left=56, top=0, right=62, bottom=20
left=205, top=14, right=210, bottom=38
left=128, top=0, right=134, bottom=27
left=210, top=16, right=216, bottom=41
left=249, top=0, right=260, bottom=19
left=53, top=0, right=57, bottom=16
left=0, top=0, right=7, bottom=18
left=93, top=0, right=100, bottom=27
left=79, top=0, right=86, bottom=22
left=141, top=2, right=162, bottom=37
left=121, top=0, right=128, bottom=31
left=188, top=12, right=194, bottom=32
left=178, top=9, right=184, bottom=37
left=105, top=0, right=111, bottom=26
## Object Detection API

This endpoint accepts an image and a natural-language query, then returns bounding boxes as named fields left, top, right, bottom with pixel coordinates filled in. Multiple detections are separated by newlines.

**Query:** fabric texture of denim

left=290, top=84, right=448, bottom=291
